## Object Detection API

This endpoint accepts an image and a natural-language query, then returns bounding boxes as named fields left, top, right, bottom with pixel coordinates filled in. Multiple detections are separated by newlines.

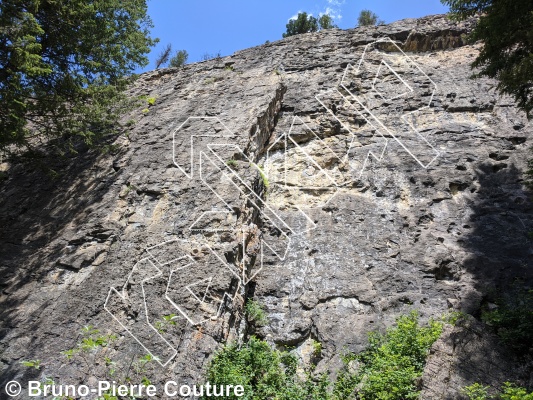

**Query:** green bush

left=203, top=336, right=308, bottom=400
left=463, top=382, right=533, bottom=400
left=245, top=299, right=268, bottom=325
left=203, top=311, right=444, bottom=399
left=463, top=383, right=489, bottom=400
left=20, top=359, right=41, bottom=370
left=334, top=311, right=443, bottom=400
left=500, top=382, right=533, bottom=399
left=226, top=158, right=238, bottom=168
left=481, top=287, right=533, bottom=352
left=169, top=49, right=188, bottom=68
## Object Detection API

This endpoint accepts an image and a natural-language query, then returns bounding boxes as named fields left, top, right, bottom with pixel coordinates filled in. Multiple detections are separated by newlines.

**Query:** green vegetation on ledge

left=463, top=382, right=533, bottom=400
left=203, top=311, right=444, bottom=399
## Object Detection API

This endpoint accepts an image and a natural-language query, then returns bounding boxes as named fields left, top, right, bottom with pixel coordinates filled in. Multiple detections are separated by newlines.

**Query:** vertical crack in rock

left=233, top=82, right=287, bottom=341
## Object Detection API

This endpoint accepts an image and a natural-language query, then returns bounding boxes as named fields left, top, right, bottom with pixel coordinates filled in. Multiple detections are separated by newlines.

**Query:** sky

left=141, top=0, right=449, bottom=73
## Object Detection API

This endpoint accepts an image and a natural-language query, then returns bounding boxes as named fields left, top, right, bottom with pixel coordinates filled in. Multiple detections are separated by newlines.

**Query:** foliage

left=133, top=353, right=154, bottom=375
left=203, top=311, right=444, bottom=400
left=500, top=383, right=533, bottom=399
left=333, top=311, right=443, bottom=399
left=154, top=313, right=178, bottom=333
left=481, top=287, right=533, bottom=352
left=201, top=52, right=222, bottom=61
left=20, top=359, right=41, bottom=370
left=62, top=325, right=117, bottom=358
left=255, top=165, right=269, bottom=191
left=226, top=158, right=238, bottom=168
left=319, top=14, right=338, bottom=30
left=463, top=382, right=533, bottom=400
left=283, top=12, right=338, bottom=38
left=245, top=299, right=268, bottom=325
left=155, top=43, right=172, bottom=69
left=203, top=336, right=313, bottom=400
left=441, top=0, right=533, bottom=118
left=357, top=10, right=385, bottom=26
left=61, top=325, right=156, bottom=398
left=441, top=310, right=468, bottom=326
left=311, top=339, right=322, bottom=356
left=80, top=333, right=116, bottom=351
left=463, top=383, right=490, bottom=400
left=0, top=0, right=157, bottom=153
left=283, top=12, right=318, bottom=38
left=169, top=50, right=189, bottom=68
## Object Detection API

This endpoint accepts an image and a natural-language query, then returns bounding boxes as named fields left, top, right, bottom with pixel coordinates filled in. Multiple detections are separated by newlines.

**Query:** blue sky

left=141, top=0, right=449, bottom=72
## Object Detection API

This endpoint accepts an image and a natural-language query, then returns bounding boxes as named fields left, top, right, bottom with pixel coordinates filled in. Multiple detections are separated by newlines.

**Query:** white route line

left=106, top=37, right=449, bottom=364
left=315, top=88, right=389, bottom=180
left=340, top=37, right=441, bottom=169
left=172, top=116, right=235, bottom=179
left=104, top=257, right=178, bottom=367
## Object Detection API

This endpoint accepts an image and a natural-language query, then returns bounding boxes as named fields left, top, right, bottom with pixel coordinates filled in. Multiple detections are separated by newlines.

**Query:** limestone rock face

left=1, top=14, right=532, bottom=396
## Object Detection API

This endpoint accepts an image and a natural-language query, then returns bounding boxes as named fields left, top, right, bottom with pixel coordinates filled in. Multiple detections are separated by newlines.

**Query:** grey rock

left=0, top=13, right=531, bottom=396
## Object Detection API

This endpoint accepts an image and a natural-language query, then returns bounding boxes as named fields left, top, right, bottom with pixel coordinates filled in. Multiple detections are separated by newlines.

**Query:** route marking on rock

left=107, top=37, right=449, bottom=364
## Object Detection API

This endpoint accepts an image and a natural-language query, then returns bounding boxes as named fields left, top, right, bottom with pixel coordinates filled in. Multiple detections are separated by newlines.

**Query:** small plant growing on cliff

left=146, top=96, right=156, bottom=106
left=311, top=339, right=322, bottom=356
left=226, top=158, right=238, bottom=169
left=462, top=383, right=489, bottom=400
left=155, top=313, right=178, bottom=333
left=81, top=334, right=116, bottom=351
left=20, top=359, right=41, bottom=370
left=245, top=299, right=268, bottom=325
left=254, top=164, right=269, bottom=191
left=201, top=52, right=221, bottom=61
left=442, top=310, right=468, bottom=325
left=63, top=325, right=117, bottom=355
left=481, top=286, right=533, bottom=352
left=105, top=357, right=117, bottom=377
left=133, top=354, right=154, bottom=374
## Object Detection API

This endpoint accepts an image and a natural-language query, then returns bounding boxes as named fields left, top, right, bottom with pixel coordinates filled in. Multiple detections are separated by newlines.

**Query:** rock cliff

left=1, top=14, right=532, bottom=398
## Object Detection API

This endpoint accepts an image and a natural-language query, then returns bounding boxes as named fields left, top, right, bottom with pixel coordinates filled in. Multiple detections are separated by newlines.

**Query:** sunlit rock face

left=1, top=14, right=531, bottom=395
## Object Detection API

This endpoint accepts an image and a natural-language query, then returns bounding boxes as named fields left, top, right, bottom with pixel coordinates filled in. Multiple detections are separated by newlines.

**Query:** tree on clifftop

left=318, top=14, right=338, bottom=30
left=357, top=10, right=385, bottom=26
left=0, top=0, right=158, bottom=153
left=283, top=12, right=338, bottom=38
left=169, top=50, right=188, bottom=68
left=283, top=12, right=319, bottom=37
left=155, top=43, right=172, bottom=69
left=442, top=0, right=533, bottom=118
